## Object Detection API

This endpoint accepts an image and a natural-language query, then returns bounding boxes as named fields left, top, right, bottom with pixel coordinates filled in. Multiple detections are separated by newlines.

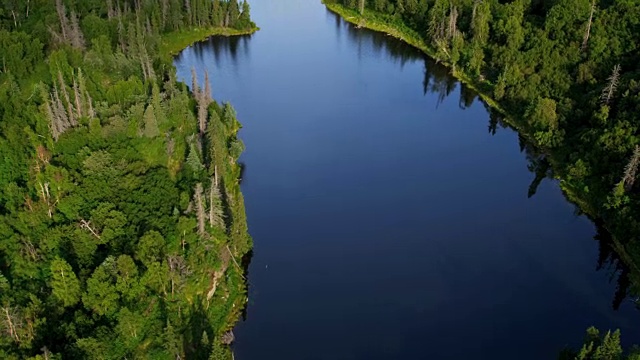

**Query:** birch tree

left=50, top=258, right=81, bottom=307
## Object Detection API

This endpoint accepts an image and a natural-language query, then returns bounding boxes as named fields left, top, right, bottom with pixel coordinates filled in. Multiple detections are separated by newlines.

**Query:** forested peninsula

left=0, top=1, right=256, bottom=359
left=324, top=0, right=640, bottom=356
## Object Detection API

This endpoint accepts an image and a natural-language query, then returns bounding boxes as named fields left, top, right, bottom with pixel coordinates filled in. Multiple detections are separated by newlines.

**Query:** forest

left=0, top=0, right=255, bottom=359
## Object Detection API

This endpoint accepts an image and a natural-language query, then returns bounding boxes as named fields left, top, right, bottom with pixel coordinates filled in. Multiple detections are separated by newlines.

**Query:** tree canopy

left=0, top=1, right=253, bottom=359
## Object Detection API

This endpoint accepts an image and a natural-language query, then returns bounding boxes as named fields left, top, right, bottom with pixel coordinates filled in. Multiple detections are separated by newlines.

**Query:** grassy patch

left=160, top=26, right=260, bottom=58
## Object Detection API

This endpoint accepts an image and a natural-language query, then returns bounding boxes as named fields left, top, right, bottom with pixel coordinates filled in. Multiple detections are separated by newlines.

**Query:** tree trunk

left=582, top=0, right=595, bottom=51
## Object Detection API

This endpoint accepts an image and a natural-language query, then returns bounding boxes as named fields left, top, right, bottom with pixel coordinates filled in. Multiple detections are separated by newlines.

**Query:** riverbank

left=161, top=26, right=260, bottom=58
left=164, top=27, right=255, bottom=352
left=323, top=2, right=640, bottom=292
left=323, top=3, right=506, bottom=116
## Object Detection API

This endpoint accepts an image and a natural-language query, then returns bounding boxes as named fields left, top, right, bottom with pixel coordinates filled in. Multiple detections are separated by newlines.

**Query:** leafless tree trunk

left=359, top=0, right=365, bottom=15
left=168, top=255, right=190, bottom=297
left=194, top=183, right=206, bottom=236
left=107, top=0, right=115, bottom=19
left=204, top=70, right=212, bottom=103
left=57, top=70, right=77, bottom=126
left=1, top=306, right=21, bottom=343
left=55, top=0, right=68, bottom=41
left=601, top=64, right=621, bottom=105
left=87, top=93, right=95, bottom=118
left=49, top=85, right=68, bottom=139
left=582, top=0, right=596, bottom=52
left=80, top=219, right=101, bottom=239
left=472, top=0, right=479, bottom=24
left=209, top=171, right=225, bottom=228
left=192, top=68, right=212, bottom=136
left=10, top=10, right=18, bottom=28
left=72, top=78, right=83, bottom=119
left=447, top=5, right=458, bottom=40
left=161, top=0, right=169, bottom=28
left=622, top=145, right=640, bottom=191
left=38, top=182, right=53, bottom=218
left=191, top=68, right=199, bottom=95
left=184, top=0, right=192, bottom=25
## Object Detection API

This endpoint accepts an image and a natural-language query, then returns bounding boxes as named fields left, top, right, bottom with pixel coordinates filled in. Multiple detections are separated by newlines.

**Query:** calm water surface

left=174, top=1, right=639, bottom=358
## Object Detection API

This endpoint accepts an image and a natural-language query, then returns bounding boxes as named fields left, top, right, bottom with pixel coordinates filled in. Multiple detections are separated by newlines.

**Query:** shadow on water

left=188, top=33, right=253, bottom=66
left=496, top=109, right=635, bottom=312
left=326, top=10, right=635, bottom=308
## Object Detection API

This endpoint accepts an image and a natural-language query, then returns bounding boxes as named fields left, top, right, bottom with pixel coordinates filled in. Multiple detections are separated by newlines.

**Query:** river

left=174, top=1, right=639, bottom=359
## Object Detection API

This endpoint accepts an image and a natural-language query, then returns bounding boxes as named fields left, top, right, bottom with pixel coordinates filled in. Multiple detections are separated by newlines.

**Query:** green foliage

left=0, top=1, right=253, bottom=359
left=50, top=258, right=82, bottom=307
left=559, top=327, right=640, bottom=360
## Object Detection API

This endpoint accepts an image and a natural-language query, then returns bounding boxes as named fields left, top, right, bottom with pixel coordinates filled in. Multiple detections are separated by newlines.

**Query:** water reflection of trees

left=187, top=33, right=252, bottom=67
left=333, top=8, right=633, bottom=310
left=514, top=114, right=633, bottom=310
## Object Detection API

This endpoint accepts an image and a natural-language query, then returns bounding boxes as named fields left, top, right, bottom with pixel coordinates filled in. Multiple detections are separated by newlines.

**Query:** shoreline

left=323, top=2, right=640, bottom=288
left=161, top=26, right=260, bottom=58
left=164, top=26, right=257, bottom=343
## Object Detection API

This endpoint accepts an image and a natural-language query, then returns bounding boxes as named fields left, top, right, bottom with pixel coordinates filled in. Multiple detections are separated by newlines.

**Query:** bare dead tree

left=80, top=219, right=102, bottom=239
left=447, top=5, right=459, bottom=40
left=209, top=171, right=225, bottom=229
left=77, top=68, right=95, bottom=118
left=107, top=0, right=116, bottom=19
left=166, top=134, right=175, bottom=158
left=622, top=145, right=640, bottom=191
left=69, top=11, right=86, bottom=50
left=191, top=67, right=200, bottom=95
left=167, top=255, right=191, bottom=296
left=601, top=64, right=621, bottom=105
left=1, top=306, right=22, bottom=343
left=52, top=0, right=84, bottom=49
left=582, top=0, right=596, bottom=51
left=40, top=347, right=51, bottom=360
left=10, top=10, right=18, bottom=28
left=57, top=70, right=77, bottom=126
left=72, top=78, right=83, bottom=119
left=191, top=68, right=212, bottom=136
left=184, top=0, right=192, bottom=25
left=204, top=70, right=212, bottom=103
left=358, top=0, right=366, bottom=15
left=87, top=93, right=95, bottom=118
left=117, top=17, right=126, bottom=52
left=38, top=181, right=54, bottom=218
left=161, top=0, right=169, bottom=28
left=21, top=238, right=39, bottom=261
left=194, top=183, right=206, bottom=236
left=55, top=0, right=69, bottom=41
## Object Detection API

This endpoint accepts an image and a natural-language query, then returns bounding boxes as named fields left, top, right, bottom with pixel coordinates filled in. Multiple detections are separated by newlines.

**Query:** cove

left=174, top=0, right=640, bottom=359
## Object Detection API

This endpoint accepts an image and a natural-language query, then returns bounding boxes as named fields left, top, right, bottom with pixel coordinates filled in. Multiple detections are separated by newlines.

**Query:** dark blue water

left=174, top=1, right=639, bottom=359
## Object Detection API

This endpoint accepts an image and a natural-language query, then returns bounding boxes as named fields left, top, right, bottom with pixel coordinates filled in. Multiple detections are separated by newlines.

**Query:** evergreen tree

left=50, top=258, right=81, bottom=307
left=143, top=104, right=160, bottom=138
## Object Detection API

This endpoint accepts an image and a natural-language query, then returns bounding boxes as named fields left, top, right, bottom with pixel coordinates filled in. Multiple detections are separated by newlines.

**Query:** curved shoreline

left=162, top=26, right=260, bottom=58
left=323, top=2, right=640, bottom=288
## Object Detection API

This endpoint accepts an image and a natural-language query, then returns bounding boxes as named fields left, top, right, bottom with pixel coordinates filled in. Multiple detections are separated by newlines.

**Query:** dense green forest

left=0, top=0, right=255, bottom=359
